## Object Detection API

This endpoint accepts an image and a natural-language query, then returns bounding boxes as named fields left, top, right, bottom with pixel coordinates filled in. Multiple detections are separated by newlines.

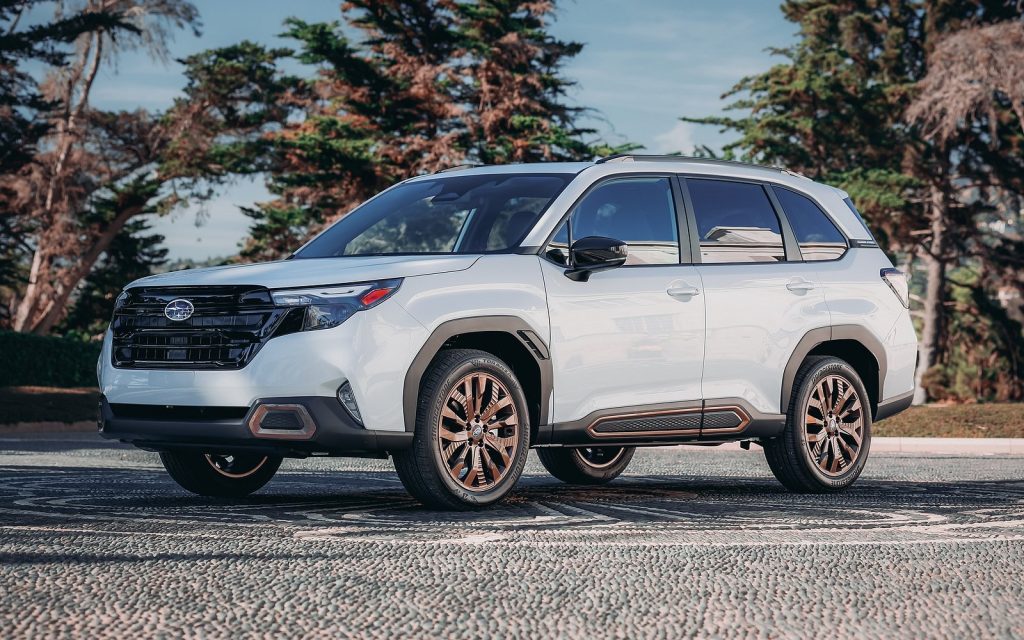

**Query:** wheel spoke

left=817, top=380, right=832, bottom=411
left=829, top=438, right=843, bottom=473
left=439, top=425, right=468, bottom=443
left=838, top=426, right=862, bottom=446
left=463, top=378, right=477, bottom=418
left=484, top=434, right=511, bottom=467
left=836, top=435, right=857, bottom=462
left=834, top=385, right=854, bottom=414
left=482, top=447, right=501, bottom=484
left=441, top=404, right=464, bottom=424
left=463, top=446, right=481, bottom=488
left=480, top=396, right=512, bottom=422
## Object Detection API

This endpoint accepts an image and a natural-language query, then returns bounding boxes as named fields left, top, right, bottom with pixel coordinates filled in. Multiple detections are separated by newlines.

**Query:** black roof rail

left=435, top=163, right=486, bottom=174
left=594, top=153, right=792, bottom=174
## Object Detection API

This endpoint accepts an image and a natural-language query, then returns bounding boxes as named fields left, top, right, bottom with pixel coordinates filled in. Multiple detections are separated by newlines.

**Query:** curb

left=680, top=437, right=1024, bottom=455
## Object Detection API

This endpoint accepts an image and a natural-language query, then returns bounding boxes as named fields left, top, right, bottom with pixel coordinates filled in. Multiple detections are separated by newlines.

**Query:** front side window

left=687, top=178, right=785, bottom=264
left=544, top=177, right=680, bottom=266
left=773, top=186, right=847, bottom=261
left=295, top=174, right=572, bottom=258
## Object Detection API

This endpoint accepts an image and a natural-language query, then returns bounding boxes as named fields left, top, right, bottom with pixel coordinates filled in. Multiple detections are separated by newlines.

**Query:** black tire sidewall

left=792, top=359, right=872, bottom=489
left=160, top=450, right=281, bottom=498
left=539, top=446, right=635, bottom=485
left=418, top=352, right=531, bottom=507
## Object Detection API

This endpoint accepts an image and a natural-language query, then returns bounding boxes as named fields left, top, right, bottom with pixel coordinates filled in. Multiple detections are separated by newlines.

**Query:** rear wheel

left=764, top=356, right=871, bottom=492
left=538, top=446, right=635, bottom=485
left=393, top=349, right=530, bottom=510
left=159, top=451, right=281, bottom=498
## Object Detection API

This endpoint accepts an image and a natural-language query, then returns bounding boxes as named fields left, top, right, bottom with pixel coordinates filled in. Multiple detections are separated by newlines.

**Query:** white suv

left=98, top=155, right=917, bottom=509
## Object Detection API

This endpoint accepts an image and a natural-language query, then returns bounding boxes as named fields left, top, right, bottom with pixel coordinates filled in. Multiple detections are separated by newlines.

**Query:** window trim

left=537, top=172, right=691, bottom=269
left=771, top=184, right=851, bottom=263
left=678, top=174, right=799, bottom=266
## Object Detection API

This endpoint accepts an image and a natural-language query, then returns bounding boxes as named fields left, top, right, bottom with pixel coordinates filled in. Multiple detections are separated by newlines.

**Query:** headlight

left=271, top=279, right=402, bottom=331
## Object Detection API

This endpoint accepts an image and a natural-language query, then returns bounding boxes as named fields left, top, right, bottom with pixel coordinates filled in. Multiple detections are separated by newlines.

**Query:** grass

left=874, top=403, right=1023, bottom=438
left=1, top=386, right=1021, bottom=438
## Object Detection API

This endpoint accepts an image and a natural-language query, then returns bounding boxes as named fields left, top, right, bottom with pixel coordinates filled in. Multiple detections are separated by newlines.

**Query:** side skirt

left=536, top=398, right=785, bottom=447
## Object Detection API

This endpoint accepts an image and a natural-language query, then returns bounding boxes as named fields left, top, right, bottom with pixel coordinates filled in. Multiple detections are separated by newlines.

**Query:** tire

left=159, top=450, right=281, bottom=498
left=537, top=446, right=635, bottom=485
left=392, top=348, right=531, bottom=510
left=764, top=356, right=872, bottom=493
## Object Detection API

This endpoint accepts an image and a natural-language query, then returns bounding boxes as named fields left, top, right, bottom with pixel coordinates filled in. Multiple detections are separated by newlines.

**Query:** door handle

left=667, top=285, right=701, bottom=299
left=786, top=278, right=817, bottom=292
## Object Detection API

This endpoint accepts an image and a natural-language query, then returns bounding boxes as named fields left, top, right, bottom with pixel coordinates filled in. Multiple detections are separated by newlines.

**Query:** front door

left=540, top=175, right=706, bottom=426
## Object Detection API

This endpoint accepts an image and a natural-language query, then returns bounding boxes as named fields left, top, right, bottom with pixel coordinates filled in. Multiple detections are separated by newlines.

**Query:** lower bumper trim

left=99, top=396, right=412, bottom=458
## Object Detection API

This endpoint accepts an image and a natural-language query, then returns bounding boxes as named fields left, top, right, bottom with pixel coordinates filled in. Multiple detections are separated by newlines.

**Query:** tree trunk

left=11, top=32, right=103, bottom=333
left=30, top=206, right=141, bottom=335
left=913, top=183, right=950, bottom=404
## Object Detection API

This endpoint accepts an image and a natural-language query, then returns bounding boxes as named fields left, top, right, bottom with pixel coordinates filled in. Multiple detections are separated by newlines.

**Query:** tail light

left=881, top=268, right=909, bottom=308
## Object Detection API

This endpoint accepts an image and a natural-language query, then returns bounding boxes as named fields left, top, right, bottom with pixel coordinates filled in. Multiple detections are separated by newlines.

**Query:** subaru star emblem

left=164, top=299, right=195, bottom=322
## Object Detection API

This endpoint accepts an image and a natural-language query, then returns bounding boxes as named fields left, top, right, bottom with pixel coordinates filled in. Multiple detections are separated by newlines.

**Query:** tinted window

left=843, top=197, right=876, bottom=239
left=545, top=177, right=679, bottom=266
left=296, top=174, right=571, bottom=258
left=687, top=179, right=785, bottom=263
left=773, top=187, right=846, bottom=261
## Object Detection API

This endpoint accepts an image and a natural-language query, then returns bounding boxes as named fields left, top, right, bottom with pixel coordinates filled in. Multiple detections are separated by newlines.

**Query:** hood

left=127, top=255, right=480, bottom=290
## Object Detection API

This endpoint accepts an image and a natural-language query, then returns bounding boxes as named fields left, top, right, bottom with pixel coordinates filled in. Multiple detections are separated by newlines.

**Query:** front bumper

left=98, top=396, right=412, bottom=457
left=98, top=296, right=429, bottom=433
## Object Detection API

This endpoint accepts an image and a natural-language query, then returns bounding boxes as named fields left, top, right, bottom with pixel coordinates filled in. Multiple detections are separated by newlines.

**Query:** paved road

left=1, top=433, right=1022, bottom=638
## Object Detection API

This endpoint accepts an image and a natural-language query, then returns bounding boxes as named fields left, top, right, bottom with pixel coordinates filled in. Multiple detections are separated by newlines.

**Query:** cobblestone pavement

left=1, top=433, right=1022, bottom=638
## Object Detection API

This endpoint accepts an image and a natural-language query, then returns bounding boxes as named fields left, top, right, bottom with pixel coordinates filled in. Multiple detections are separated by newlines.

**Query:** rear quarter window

left=773, top=186, right=847, bottom=261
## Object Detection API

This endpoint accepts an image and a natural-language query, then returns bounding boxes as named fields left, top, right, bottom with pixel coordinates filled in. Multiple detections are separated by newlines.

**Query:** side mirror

left=565, top=235, right=628, bottom=281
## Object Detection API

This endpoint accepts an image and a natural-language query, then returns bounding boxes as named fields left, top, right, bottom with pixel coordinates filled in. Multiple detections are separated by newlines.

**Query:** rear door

left=681, top=176, right=830, bottom=421
left=541, top=175, right=706, bottom=425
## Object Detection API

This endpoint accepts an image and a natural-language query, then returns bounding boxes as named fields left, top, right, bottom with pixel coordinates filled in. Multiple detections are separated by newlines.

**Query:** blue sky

left=79, top=0, right=795, bottom=261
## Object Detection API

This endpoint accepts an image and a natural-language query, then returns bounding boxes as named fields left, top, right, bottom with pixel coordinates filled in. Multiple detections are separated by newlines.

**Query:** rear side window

left=545, top=177, right=680, bottom=266
left=843, top=197, right=876, bottom=239
left=773, top=186, right=847, bottom=261
left=687, top=178, right=785, bottom=263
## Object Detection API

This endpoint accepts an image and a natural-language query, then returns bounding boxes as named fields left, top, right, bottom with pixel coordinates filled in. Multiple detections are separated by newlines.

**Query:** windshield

left=294, top=173, right=574, bottom=258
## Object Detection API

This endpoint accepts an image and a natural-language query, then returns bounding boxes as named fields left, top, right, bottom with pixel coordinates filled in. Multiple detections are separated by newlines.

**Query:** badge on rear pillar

left=164, top=299, right=195, bottom=321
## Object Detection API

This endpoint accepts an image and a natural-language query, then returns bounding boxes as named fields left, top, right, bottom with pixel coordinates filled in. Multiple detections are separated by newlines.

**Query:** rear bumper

left=98, top=396, right=412, bottom=457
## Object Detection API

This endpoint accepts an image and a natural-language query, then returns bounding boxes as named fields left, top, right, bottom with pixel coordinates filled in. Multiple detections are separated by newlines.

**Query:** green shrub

left=0, top=331, right=102, bottom=387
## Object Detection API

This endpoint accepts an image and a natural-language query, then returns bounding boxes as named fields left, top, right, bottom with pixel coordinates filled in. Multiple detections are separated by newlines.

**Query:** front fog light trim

left=337, top=382, right=363, bottom=425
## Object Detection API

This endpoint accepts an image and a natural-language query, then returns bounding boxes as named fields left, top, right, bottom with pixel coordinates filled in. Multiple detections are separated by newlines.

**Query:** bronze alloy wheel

left=804, top=374, right=865, bottom=477
left=203, top=453, right=269, bottom=479
left=437, top=372, right=520, bottom=492
left=575, top=447, right=627, bottom=469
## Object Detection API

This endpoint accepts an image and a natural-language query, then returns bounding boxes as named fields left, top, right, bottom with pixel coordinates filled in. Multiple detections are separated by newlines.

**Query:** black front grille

left=111, top=286, right=293, bottom=370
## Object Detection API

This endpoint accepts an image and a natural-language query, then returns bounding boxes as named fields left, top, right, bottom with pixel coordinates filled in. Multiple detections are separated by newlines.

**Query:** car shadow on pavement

left=1, top=465, right=1021, bottom=535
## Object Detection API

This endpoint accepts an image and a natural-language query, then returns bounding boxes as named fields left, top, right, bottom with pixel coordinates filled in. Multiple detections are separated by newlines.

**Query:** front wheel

left=393, top=349, right=531, bottom=510
left=764, top=356, right=871, bottom=492
left=159, top=451, right=281, bottom=498
left=537, top=446, right=635, bottom=485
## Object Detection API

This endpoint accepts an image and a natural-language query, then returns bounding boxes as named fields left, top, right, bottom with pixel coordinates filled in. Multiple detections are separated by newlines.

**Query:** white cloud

left=652, top=121, right=696, bottom=154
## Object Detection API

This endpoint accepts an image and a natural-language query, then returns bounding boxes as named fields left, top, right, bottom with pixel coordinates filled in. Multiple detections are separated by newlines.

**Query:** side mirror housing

left=565, top=235, right=628, bottom=281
